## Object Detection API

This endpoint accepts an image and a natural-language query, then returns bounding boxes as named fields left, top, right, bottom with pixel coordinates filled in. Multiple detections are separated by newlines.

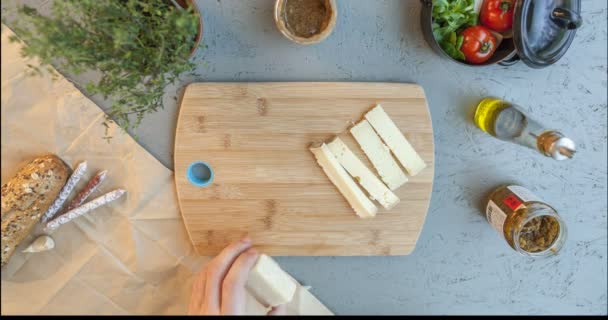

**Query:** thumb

left=267, top=304, right=287, bottom=316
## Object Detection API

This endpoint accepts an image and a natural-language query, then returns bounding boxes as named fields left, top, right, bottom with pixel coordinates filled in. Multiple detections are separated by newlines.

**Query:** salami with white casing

left=64, top=170, right=108, bottom=212
left=40, top=161, right=88, bottom=223
left=44, top=189, right=126, bottom=232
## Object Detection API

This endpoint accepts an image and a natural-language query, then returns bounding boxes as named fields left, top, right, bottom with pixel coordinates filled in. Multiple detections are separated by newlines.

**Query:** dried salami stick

left=64, top=170, right=108, bottom=212
left=44, top=189, right=126, bottom=232
left=40, top=161, right=87, bottom=223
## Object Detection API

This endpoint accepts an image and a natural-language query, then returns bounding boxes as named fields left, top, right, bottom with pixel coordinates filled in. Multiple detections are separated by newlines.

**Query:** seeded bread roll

left=1, top=155, right=69, bottom=267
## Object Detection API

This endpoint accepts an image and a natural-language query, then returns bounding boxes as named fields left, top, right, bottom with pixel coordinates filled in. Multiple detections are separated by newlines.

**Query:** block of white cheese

left=365, top=104, right=427, bottom=176
left=246, top=254, right=297, bottom=307
left=327, top=137, right=400, bottom=210
left=310, top=143, right=378, bottom=218
left=350, top=120, right=408, bottom=190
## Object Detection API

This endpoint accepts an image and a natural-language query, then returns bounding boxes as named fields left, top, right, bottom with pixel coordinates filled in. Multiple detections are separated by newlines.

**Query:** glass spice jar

left=485, top=185, right=567, bottom=257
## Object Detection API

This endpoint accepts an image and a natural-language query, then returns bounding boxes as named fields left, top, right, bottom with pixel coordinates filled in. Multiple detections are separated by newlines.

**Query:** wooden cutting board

left=174, top=83, right=434, bottom=256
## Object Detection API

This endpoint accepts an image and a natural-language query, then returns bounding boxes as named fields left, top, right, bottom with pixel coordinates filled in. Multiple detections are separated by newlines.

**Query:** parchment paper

left=0, top=24, right=332, bottom=316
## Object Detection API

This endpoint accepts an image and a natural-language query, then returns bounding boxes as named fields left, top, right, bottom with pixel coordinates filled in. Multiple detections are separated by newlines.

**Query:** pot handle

left=551, top=7, right=583, bottom=30
left=498, top=54, right=521, bottom=66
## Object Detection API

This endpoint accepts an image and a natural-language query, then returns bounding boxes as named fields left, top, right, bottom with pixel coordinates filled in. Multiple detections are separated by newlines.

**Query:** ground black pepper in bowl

left=282, top=0, right=331, bottom=38
left=274, top=0, right=336, bottom=45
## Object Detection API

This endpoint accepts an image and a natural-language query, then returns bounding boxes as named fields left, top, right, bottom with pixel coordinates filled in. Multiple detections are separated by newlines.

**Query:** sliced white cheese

left=365, top=105, right=427, bottom=176
left=310, top=143, right=378, bottom=218
left=246, top=254, right=297, bottom=307
left=327, top=137, right=400, bottom=210
left=350, top=120, right=408, bottom=190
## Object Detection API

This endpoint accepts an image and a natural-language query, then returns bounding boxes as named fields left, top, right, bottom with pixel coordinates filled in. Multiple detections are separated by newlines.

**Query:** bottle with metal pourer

left=474, top=98, right=576, bottom=160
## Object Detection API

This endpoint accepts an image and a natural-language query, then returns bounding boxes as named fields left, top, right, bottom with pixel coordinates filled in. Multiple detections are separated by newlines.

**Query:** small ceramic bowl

left=274, top=0, right=337, bottom=45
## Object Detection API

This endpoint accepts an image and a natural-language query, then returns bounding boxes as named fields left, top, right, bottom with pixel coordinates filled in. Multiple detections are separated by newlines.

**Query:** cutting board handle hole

left=187, top=161, right=214, bottom=187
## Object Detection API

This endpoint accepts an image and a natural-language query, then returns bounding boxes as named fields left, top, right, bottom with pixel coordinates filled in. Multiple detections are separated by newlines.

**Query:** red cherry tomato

left=460, top=26, right=497, bottom=64
left=480, top=0, right=516, bottom=32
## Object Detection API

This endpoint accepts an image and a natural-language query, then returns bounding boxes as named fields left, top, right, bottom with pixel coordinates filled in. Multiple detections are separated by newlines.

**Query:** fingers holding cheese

left=268, top=304, right=288, bottom=315
left=189, top=238, right=294, bottom=315
left=188, top=265, right=208, bottom=315
left=245, top=254, right=298, bottom=308
left=222, top=248, right=260, bottom=315
left=204, top=237, right=254, bottom=314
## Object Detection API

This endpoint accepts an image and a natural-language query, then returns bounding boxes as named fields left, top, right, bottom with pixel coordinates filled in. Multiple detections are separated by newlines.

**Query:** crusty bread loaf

left=1, top=155, right=69, bottom=267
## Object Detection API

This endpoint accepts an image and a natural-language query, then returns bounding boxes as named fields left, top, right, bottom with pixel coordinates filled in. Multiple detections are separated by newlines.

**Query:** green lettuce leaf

left=431, top=0, right=479, bottom=60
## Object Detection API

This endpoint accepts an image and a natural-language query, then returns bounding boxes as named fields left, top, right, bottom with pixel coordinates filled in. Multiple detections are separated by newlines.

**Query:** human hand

left=188, top=237, right=287, bottom=315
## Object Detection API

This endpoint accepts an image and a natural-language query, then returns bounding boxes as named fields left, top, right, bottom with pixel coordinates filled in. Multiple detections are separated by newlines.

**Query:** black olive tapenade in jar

left=486, top=185, right=567, bottom=257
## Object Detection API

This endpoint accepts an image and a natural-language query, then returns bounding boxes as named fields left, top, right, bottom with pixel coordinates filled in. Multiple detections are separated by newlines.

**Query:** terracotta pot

left=175, top=0, right=203, bottom=58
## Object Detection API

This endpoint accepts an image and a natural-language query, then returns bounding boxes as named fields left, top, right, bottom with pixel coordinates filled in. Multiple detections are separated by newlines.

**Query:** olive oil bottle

left=474, top=98, right=576, bottom=160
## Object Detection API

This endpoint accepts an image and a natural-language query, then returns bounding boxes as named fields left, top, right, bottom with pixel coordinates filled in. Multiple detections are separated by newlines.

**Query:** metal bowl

left=419, top=0, right=519, bottom=67
left=274, top=0, right=337, bottom=45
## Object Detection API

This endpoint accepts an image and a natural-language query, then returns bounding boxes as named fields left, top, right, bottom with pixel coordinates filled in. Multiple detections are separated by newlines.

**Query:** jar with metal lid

left=485, top=185, right=567, bottom=257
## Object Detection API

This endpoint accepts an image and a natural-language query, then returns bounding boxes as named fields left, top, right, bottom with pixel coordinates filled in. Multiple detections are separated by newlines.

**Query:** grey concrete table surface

left=3, top=0, right=607, bottom=315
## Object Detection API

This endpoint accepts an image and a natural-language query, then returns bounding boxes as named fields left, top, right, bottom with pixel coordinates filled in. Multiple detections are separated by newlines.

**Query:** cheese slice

left=327, top=137, right=400, bottom=209
left=246, top=254, right=297, bottom=307
left=310, top=143, right=378, bottom=218
left=350, top=120, right=408, bottom=190
left=365, top=104, right=427, bottom=176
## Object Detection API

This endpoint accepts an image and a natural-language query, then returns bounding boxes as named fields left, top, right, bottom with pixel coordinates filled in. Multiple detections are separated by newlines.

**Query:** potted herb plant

left=4, top=0, right=203, bottom=136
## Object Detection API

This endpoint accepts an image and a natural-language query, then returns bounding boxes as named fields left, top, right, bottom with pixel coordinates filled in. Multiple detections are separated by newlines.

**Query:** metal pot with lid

left=420, top=0, right=583, bottom=68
